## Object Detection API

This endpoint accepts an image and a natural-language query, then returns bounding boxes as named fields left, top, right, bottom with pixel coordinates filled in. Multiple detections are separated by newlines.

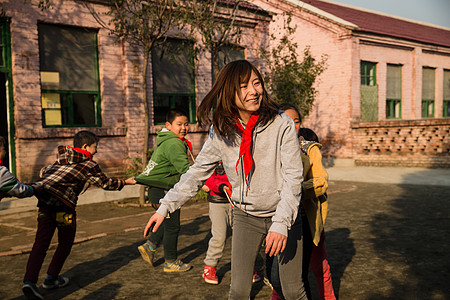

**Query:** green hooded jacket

left=135, top=129, right=190, bottom=189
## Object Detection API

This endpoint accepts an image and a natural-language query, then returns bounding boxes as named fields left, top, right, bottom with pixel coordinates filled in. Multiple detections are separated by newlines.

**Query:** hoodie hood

left=156, top=128, right=180, bottom=147
left=56, top=145, right=91, bottom=165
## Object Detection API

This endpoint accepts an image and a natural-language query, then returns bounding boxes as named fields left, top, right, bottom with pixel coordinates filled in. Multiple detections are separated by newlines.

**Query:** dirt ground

left=0, top=180, right=449, bottom=300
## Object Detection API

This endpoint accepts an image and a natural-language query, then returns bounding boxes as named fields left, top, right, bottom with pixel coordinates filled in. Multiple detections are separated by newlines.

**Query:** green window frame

left=38, top=23, right=101, bottom=127
left=386, top=64, right=402, bottom=119
left=152, top=38, right=196, bottom=125
left=444, top=69, right=450, bottom=117
left=361, top=61, right=377, bottom=86
left=421, top=67, right=435, bottom=118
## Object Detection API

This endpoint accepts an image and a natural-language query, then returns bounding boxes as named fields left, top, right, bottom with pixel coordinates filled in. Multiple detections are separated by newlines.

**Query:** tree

left=184, top=0, right=247, bottom=81
left=260, top=12, right=327, bottom=117
left=80, top=0, right=189, bottom=204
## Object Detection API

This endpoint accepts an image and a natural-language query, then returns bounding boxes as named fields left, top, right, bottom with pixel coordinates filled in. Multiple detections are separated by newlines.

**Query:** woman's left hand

left=265, top=231, right=287, bottom=256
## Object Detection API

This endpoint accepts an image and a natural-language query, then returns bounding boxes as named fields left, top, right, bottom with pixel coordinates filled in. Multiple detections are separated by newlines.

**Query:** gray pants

left=204, top=202, right=233, bottom=267
left=229, top=208, right=307, bottom=300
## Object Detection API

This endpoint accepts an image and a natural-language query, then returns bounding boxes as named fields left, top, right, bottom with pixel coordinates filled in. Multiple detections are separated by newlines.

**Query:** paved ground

left=0, top=167, right=449, bottom=299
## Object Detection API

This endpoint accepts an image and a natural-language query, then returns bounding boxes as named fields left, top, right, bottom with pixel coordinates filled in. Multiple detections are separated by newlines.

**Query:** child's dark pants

left=23, top=208, right=76, bottom=283
left=147, top=187, right=181, bottom=261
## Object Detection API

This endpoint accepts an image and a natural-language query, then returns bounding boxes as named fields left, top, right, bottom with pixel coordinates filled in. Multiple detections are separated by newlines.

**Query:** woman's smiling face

left=235, top=70, right=263, bottom=122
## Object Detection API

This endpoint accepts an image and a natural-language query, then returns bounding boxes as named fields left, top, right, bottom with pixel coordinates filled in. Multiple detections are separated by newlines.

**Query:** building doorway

left=0, top=19, right=14, bottom=173
left=0, top=72, right=10, bottom=169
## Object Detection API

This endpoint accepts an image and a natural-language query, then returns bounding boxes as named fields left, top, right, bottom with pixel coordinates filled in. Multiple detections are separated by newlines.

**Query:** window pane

left=394, top=100, right=401, bottom=118
left=73, top=93, right=96, bottom=125
left=422, top=67, right=435, bottom=99
left=444, top=101, right=450, bottom=117
left=361, top=62, right=376, bottom=86
left=444, top=70, right=450, bottom=100
left=217, top=45, right=245, bottom=73
left=422, top=100, right=434, bottom=118
left=39, top=24, right=98, bottom=91
left=154, top=95, right=171, bottom=124
left=42, top=93, right=69, bottom=125
left=152, top=39, right=194, bottom=94
left=387, top=65, right=401, bottom=99
left=174, top=95, right=193, bottom=122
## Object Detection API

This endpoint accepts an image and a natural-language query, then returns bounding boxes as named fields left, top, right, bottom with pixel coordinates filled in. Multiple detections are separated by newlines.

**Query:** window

left=360, top=61, right=378, bottom=121
left=422, top=67, right=435, bottom=118
left=213, top=45, right=245, bottom=79
left=152, top=39, right=195, bottom=124
left=361, top=61, right=377, bottom=86
left=38, top=24, right=100, bottom=127
left=386, top=64, right=402, bottom=119
left=444, top=70, right=450, bottom=117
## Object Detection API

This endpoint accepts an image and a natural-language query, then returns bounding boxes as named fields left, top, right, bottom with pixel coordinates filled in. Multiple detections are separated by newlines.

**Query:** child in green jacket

left=136, top=108, right=193, bottom=272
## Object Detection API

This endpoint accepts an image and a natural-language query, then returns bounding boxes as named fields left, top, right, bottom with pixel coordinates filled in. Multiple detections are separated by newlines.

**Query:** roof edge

left=319, top=0, right=450, bottom=31
left=284, top=0, right=359, bottom=29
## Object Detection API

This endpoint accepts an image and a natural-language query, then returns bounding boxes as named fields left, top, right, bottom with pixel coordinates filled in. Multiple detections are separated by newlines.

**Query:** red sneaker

left=252, top=270, right=262, bottom=283
left=203, top=265, right=219, bottom=284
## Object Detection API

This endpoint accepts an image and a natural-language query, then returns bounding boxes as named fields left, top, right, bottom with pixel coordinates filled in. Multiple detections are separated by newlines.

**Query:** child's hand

left=201, top=185, right=210, bottom=193
left=125, top=177, right=136, bottom=185
left=31, top=183, right=44, bottom=193
left=144, top=212, right=165, bottom=237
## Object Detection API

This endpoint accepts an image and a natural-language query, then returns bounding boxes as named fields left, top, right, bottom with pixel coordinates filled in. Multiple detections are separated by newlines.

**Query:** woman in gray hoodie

left=143, top=60, right=308, bottom=300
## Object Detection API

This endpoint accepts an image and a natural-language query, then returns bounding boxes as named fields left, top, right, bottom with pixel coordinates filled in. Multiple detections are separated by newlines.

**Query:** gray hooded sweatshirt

left=156, top=112, right=303, bottom=236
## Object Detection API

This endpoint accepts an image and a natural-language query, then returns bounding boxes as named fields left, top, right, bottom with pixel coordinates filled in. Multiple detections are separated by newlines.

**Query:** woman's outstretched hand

left=265, top=231, right=287, bottom=257
left=144, top=212, right=165, bottom=238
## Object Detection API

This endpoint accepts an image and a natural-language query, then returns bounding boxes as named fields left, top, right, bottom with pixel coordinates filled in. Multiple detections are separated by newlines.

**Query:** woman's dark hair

left=299, top=128, right=319, bottom=143
left=279, top=103, right=302, bottom=124
left=74, top=131, right=99, bottom=148
left=197, top=60, right=280, bottom=138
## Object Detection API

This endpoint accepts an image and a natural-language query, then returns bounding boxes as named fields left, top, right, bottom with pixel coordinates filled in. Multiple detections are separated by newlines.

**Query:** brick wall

left=352, top=119, right=450, bottom=167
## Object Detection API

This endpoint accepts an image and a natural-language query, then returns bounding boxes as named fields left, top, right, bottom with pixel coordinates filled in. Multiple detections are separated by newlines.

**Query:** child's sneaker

left=203, top=265, right=219, bottom=284
left=42, top=275, right=69, bottom=289
left=163, top=259, right=192, bottom=272
left=22, top=281, right=44, bottom=299
left=138, top=242, right=156, bottom=266
left=252, top=270, right=262, bottom=283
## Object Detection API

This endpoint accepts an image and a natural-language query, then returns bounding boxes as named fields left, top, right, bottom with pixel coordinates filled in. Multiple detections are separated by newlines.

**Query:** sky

left=328, top=0, right=450, bottom=28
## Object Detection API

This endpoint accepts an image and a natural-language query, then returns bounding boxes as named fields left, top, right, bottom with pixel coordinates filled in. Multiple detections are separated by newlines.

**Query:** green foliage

left=261, top=13, right=327, bottom=117
left=23, top=0, right=51, bottom=10
left=104, top=0, right=188, bottom=50
left=125, top=148, right=154, bottom=177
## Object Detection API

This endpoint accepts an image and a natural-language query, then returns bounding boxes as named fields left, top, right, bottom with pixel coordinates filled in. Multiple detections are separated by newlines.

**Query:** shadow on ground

left=366, top=171, right=450, bottom=300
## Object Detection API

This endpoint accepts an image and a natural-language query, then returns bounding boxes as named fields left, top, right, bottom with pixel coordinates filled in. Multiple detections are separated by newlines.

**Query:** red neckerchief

left=68, top=145, right=92, bottom=160
left=0, top=160, right=3, bottom=166
left=180, top=138, right=193, bottom=153
left=233, top=113, right=259, bottom=186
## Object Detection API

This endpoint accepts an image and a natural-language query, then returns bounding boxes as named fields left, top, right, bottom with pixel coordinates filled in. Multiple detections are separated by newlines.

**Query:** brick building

left=0, top=0, right=271, bottom=181
left=253, top=0, right=450, bottom=167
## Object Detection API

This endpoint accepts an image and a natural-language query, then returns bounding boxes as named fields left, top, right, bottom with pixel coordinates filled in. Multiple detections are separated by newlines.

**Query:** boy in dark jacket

left=0, top=136, right=34, bottom=200
left=22, top=131, right=136, bottom=300
left=136, top=108, right=192, bottom=272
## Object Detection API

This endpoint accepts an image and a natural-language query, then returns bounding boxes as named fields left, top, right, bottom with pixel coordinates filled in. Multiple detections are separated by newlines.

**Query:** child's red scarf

left=180, top=138, right=193, bottom=153
left=68, top=145, right=92, bottom=160
left=233, top=113, right=259, bottom=186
